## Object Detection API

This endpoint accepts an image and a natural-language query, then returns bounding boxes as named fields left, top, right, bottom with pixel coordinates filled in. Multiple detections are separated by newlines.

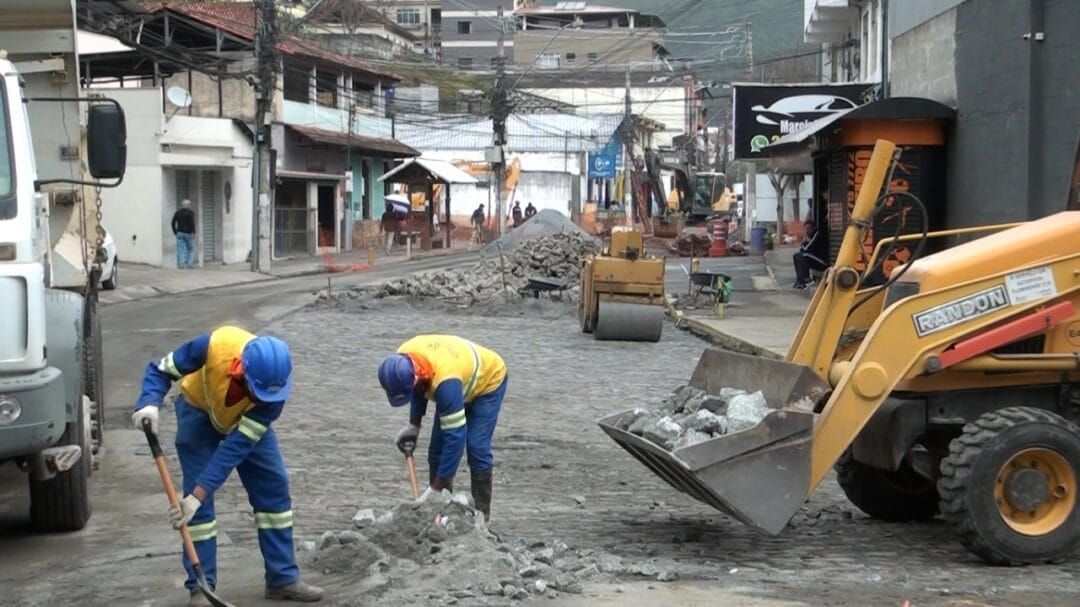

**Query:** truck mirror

left=87, top=103, right=126, bottom=180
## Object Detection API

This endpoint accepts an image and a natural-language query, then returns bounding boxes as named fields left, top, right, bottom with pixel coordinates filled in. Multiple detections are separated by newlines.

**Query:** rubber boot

left=471, top=470, right=493, bottom=521
left=265, top=580, right=324, bottom=602
left=429, top=463, right=452, bottom=493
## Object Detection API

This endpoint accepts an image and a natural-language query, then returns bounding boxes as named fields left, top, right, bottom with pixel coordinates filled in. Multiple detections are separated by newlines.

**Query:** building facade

left=514, top=1, right=667, bottom=69
left=441, top=0, right=513, bottom=69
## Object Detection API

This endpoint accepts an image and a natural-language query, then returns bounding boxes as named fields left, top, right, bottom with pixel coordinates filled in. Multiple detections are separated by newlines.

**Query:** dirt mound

left=304, top=496, right=683, bottom=604
left=481, top=209, right=593, bottom=255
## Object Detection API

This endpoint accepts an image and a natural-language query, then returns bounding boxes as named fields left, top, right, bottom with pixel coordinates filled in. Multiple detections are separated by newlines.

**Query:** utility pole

left=622, top=65, right=634, bottom=227
left=251, top=0, right=278, bottom=272
left=492, top=5, right=509, bottom=236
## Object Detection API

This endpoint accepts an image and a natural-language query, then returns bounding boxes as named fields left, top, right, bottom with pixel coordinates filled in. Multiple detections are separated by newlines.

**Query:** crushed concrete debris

left=305, top=496, right=682, bottom=602
left=616, top=384, right=771, bottom=450
left=481, top=209, right=592, bottom=255
left=329, top=231, right=600, bottom=308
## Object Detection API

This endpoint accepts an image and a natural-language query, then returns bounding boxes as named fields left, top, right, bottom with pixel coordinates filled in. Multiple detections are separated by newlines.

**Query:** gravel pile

left=304, top=495, right=681, bottom=604
left=616, top=385, right=771, bottom=450
left=481, top=209, right=592, bottom=255
left=344, top=232, right=600, bottom=306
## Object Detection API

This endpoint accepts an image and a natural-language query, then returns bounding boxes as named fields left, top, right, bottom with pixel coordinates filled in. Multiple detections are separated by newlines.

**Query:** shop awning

left=286, top=124, right=419, bottom=158
left=765, top=97, right=956, bottom=153
left=380, top=157, right=479, bottom=185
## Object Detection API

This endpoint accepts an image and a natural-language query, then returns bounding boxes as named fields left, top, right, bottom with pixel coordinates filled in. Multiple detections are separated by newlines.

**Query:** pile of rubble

left=668, top=232, right=712, bottom=257
left=361, top=232, right=600, bottom=306
left=615, top=385, right=770, bottom=450
left=305, top=495, right=681, bottom=603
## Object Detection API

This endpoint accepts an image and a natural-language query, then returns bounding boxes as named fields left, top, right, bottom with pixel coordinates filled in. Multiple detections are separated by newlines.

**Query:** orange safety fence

left=321, top=250, right=375, bottom=274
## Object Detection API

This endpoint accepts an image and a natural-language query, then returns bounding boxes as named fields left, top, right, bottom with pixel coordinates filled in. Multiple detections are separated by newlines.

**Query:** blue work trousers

left=174, top=396, right=299, bottom=591
left=176, top=233, right=195, bottom=268
left=428, top=376, right=507, bottom=475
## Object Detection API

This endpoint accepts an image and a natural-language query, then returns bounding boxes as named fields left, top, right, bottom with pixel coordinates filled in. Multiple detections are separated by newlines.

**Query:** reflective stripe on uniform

left=157, top=353, right=181, bottom=378
left=254, top=510, right=293, bottom=530
left=461, top=341, right=481, bottom=398
left=440, top=409, right=467, bottom=431
left=188, top=519, right=218, bottom=542
left=237, top=416, right=268, bottom=442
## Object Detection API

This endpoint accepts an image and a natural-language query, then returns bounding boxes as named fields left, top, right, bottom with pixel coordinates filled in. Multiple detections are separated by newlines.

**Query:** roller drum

left=594, top=300, right=664, bottom=342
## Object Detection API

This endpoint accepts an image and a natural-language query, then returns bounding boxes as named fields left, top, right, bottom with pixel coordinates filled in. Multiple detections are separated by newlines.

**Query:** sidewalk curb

left=663, top=295, right=783, bottom=360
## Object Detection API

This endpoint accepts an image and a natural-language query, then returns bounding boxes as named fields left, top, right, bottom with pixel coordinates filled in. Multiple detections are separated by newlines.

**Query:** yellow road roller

left=580, top=226, right=666, bottom=342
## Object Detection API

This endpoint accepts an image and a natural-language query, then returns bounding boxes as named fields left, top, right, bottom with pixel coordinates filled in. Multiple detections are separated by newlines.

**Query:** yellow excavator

left=580, top=226, right=666, bottom=342
left=600, top=139, right=1080, bottom=565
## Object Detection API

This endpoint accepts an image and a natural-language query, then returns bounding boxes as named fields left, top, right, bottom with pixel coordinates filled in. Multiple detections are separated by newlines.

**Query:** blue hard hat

left=242, top=336, right=293, bottom=404
left=378, top=354, right=415, bottom=407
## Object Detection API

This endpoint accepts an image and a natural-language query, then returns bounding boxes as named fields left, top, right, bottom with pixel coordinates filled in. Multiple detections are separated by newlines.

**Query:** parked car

left=98, top=229, right=118, bottom=290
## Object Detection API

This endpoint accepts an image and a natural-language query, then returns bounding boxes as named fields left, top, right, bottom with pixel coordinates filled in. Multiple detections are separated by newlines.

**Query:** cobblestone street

left=245, top=297, right=1080, bottom=606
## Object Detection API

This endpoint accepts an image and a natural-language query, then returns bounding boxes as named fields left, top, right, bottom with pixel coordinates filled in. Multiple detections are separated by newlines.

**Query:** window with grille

left=537, top=53, right=559, bottom=69
left=457, top=21, right=472, bottom=34
left=565, top=52, right=576, bottom=65
left=396, top=9, right=420, bottom=25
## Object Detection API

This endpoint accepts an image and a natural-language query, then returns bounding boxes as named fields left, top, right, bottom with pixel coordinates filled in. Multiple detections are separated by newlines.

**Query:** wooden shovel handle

left=405, top=454, right=421, bottom=499
left=143, top=420, right=201, bottom=567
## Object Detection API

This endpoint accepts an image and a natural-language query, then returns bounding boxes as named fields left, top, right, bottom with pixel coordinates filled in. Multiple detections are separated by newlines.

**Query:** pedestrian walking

left=377, top=335, right=508, bottom=521
left=171, top=199, right=196, bottom=269
left=132, top=326, right=323, bottom=605
left=381, top=206, right=403, bottom=255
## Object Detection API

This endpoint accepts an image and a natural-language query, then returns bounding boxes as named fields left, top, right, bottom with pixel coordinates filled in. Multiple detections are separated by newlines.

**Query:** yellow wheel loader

left=600, top=139, right=1080, bottom=565
left=580, top=226, right=666, bottom=342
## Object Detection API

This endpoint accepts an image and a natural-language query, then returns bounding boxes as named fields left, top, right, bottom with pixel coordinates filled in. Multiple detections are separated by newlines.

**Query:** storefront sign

left=588, top=136, right=621, bottom=179
left=732, top=83, right=872, bottom=159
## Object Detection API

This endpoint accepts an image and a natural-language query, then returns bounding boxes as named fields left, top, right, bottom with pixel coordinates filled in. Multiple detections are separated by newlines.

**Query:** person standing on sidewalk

left=381, top=206, right=403, bottom=255
left=377, top=335, right=508, bottom=521
left=172, top=199, right=197, bottom=269
left=131, top=326, right=323, bottom=605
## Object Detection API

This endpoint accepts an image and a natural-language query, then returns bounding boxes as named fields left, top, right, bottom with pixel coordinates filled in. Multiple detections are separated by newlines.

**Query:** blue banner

left=588, top=136, right=621, bottom=179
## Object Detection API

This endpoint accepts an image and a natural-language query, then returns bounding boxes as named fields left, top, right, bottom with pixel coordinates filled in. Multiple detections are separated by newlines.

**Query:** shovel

left=142, top=420, right=236, bottom=607
left=404, top=449, right=421, bottom=499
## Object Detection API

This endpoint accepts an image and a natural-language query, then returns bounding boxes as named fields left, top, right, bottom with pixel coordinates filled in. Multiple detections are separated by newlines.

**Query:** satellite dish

left=166, top=86, right=192, bottom=109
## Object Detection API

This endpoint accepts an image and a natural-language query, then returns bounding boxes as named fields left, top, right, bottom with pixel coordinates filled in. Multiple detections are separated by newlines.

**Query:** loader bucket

left=597, top=349, right=830, bottom=534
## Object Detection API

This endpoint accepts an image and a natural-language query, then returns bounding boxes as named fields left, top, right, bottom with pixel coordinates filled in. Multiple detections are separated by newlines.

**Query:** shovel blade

left=598, top=349, right=829, bottom=534
left=193, top=564, right=235, bottom=607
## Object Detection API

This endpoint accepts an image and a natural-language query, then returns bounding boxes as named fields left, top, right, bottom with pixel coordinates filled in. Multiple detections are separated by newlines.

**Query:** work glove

left=132, top=405, right=160, bottom=435
left=168, top=494, right=202, bottom=530
left=396, top=425, right=420, bottom=455
left=416, top=486, right=453, bottom=505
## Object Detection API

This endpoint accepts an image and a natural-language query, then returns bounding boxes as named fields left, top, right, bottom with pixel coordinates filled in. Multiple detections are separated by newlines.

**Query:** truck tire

left=835, top=449, right=940, bottom=522
left=29, top=393, right=92, bottom=532
left=83, top=291, right=105, bottom=465
left=102, top=257, right=117, bottom=290
left=938, top=407, right=1080, bottom=565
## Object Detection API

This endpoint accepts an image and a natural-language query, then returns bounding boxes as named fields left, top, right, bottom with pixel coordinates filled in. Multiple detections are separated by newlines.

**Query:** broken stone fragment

left=317, top=531, right=338, bottom=550
left=534, top=548, right=555, bottom=564
left=351, top=508, right=376, bottom=529
left=534, top=580, right=548, bottom=594
left=673, top=429, right=712, bottom=450
left=336, top=530, right=363, bottom=545
left=480, top=583, right=503, bottom=596
left=698, top=396, right=728, bottom=415
left=685, top=409, right=726, bottom=435
left=726, top=390, right=769, bottom=432
left=642, top=416, right=682, bottom=449
left=657, top=570, right=679, bottom=582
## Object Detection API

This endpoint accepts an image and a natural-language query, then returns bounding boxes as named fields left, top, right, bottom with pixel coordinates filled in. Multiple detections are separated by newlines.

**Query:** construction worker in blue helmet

left=132, top=326, right=323, bottom=606
left=378, top=335, right=508, bottom=520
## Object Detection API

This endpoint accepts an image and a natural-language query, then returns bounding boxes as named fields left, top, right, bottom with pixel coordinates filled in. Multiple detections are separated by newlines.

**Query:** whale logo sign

left=732, top=83, right=871, bottom=159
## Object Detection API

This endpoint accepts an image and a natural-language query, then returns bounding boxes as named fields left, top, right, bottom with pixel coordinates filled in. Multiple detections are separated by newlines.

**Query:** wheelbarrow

left=690, top=270, right=733, bottom=304
left=518, top=275, right=572, bottom=299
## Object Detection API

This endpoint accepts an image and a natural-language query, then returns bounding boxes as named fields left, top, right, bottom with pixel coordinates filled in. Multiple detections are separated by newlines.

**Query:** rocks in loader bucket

left=616, top=385, right=770, bottom=451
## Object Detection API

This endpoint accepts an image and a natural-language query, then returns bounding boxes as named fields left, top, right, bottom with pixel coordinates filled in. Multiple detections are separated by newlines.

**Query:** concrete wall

left=889, top=7, right=957, bottom=105
left=98, top=88, right=165, bottom=266
left=890, top=0, right=1080, bottom=226
left=518, top=86, right=684, bottom=147
left=889, top=0, right=966, bottom=37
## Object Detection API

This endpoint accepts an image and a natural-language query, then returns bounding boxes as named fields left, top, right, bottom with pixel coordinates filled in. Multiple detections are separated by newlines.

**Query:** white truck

left=0, top=0, right=126, bottom=530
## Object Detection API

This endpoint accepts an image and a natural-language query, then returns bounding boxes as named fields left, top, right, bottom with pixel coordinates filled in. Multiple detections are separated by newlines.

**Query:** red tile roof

left=144, top=1, right=399, bottom=81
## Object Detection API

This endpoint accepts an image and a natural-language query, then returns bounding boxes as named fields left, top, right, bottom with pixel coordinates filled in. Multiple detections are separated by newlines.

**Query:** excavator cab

left=600, top=139, right=1080, bottom=565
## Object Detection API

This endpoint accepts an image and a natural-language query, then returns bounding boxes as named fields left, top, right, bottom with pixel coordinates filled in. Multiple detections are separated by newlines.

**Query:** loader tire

left=938, top=407, right=1080, bottom=565
left=835, top=449, right=939, bottom=522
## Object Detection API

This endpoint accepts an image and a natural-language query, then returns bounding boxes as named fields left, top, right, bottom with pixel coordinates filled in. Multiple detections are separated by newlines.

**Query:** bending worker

left=377, top=335, right=508, bottom=520
left=132, top=326, right=323, bottom=606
